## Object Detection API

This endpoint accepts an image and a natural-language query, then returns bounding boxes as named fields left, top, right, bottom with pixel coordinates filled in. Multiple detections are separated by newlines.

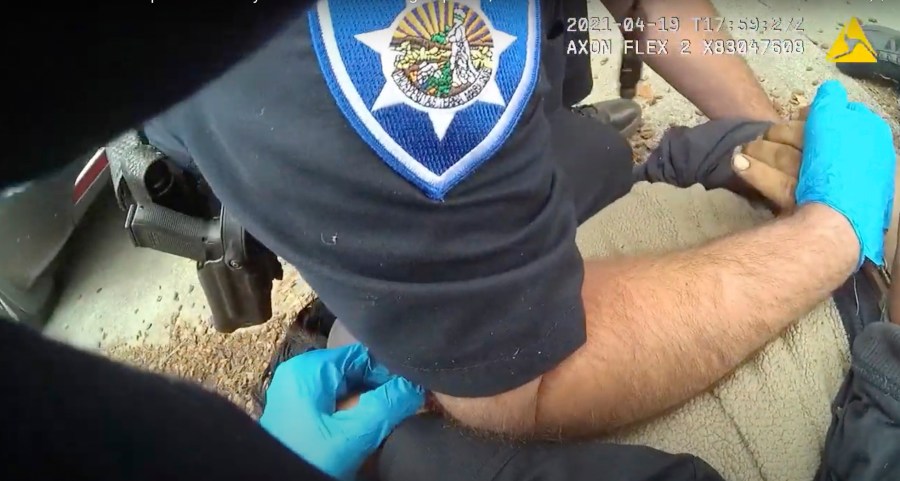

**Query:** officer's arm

left=436, top=203, right=858, bottom=437
left=600, top=0, right=779, bottom=122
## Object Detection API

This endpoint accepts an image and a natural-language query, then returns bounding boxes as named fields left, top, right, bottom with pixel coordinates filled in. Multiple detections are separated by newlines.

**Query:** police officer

left=139, top=0, right=895, bottom=439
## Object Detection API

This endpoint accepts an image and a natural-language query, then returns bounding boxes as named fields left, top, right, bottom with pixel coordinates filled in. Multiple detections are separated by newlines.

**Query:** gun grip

left=125, top=203, right=215, bottom=262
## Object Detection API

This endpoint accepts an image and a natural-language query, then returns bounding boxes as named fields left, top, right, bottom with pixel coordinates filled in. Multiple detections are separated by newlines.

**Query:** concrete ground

left=43, top=0, right=900, bottom=411
left=44, top=191, right=313, bottom=413
left=44, top=192, right=212, bottom=352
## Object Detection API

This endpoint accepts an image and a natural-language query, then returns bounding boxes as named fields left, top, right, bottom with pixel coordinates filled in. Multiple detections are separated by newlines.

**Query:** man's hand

left=732, top=120, right=804, bottom=212
left=259, top=344, right=424, bottom=481
left=734, top=95, right=900, bottom=270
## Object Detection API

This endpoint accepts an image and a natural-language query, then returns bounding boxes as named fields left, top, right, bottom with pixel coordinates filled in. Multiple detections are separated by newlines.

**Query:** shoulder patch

left=308, top=0, right=541, bottom=200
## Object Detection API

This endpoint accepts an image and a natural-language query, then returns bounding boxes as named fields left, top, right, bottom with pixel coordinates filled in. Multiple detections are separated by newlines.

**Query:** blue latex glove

left=259, top=343, right=424, bottom=481
left=796, top=79, right=896, bottom=268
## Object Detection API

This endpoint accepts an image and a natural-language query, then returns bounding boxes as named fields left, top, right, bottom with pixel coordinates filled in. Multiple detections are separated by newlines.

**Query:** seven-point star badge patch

left=308, top=0, right=541, bottom=199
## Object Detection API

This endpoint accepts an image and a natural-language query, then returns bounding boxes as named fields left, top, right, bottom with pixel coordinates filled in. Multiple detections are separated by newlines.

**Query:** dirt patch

left=636, top=81, right=664, bottom=107
left=105, top=265, right=313, bottom=417
left=628, top=123, right=659, bottom=163
left=768, top=87, right=811, bottom=120
left=627, top=80, right=663, bottom=163
left=770, top=78, right=898, bottom=139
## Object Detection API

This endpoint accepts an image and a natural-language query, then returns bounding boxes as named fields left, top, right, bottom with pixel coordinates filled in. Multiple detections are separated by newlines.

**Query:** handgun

left=106, top=131, right=282, bottom=333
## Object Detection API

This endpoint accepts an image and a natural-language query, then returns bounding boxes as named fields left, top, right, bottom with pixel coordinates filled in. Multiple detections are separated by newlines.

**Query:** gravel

left=105, top=266, right=313, bottom=418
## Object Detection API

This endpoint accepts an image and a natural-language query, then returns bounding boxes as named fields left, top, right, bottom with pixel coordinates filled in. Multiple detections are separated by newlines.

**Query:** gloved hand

left=733, top=103, right=900, bottom=274
left=794, top=80, right=896, bottom=268
left=259, top=343, right=425, bottom=481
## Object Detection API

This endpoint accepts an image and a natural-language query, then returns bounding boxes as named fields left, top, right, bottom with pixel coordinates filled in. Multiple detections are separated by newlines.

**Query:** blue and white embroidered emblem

left=308, top=0, right=540, bottom=200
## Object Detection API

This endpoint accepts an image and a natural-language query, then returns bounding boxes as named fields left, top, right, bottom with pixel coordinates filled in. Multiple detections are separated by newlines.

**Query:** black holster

left=106, top=131, right=282, bottom=333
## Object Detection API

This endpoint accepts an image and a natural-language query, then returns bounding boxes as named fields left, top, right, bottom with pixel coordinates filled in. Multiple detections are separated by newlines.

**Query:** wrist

left=795, top=202, right=861, bottom=269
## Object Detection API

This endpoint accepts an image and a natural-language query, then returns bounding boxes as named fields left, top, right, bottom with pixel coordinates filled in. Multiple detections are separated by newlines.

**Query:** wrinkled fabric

left=816, top=322, right=900, bottom=481
left=633, top=119, right=771, bottom=189
left=379, top=415, right=727, bottom=481
left=576, top=182, right=850, bottom=481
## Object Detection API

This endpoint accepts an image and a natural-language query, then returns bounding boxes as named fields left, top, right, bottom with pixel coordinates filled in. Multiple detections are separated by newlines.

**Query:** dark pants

left=815, top=281, right=900, bottom=481
left=558, top=0, right=593, bottom=108
left=545, top=0, right=633, bottom=225
left=378, top=415, right=727, bottom=481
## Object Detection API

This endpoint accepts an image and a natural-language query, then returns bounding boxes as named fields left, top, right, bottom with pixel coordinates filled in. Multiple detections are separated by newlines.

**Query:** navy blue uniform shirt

left=144, top=0, right=633, bottom=397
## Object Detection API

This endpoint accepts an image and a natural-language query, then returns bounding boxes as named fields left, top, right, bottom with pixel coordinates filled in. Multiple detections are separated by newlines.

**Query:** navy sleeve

left=142, top=11, right=589, bottom=398
left=291, top=98, right=590, bottom=398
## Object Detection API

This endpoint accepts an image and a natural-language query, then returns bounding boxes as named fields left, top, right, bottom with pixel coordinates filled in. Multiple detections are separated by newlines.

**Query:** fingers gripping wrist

left=795, top=80, right=896, bottom=267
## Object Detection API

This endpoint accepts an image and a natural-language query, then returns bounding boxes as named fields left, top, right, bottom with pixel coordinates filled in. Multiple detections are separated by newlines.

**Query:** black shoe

left=297, top=297, right=337, bottom=338
left=252, top=297, right=336, bottom=411
left=836, top=24, right=900, bottom=84
left=572, top=98, right=643, bottom=137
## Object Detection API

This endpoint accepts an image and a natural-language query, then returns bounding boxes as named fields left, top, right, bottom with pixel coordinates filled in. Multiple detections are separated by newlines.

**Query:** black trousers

left=378, top=415, right=727, bottom=481
left=559, top=0, right=593, bottom=108
left=545, top=0, right=635, bottom=225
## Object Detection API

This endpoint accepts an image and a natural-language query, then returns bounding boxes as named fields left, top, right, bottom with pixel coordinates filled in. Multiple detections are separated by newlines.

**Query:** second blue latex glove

left=259, top=343, right=425, bottom=481
left=796, top=80, right=896, bottom=268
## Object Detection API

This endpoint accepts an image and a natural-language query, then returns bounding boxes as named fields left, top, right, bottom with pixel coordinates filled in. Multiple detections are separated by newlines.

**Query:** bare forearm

left=535, top=204, right=858, bottom=435
left=604, top=0, right=779, bottom=121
